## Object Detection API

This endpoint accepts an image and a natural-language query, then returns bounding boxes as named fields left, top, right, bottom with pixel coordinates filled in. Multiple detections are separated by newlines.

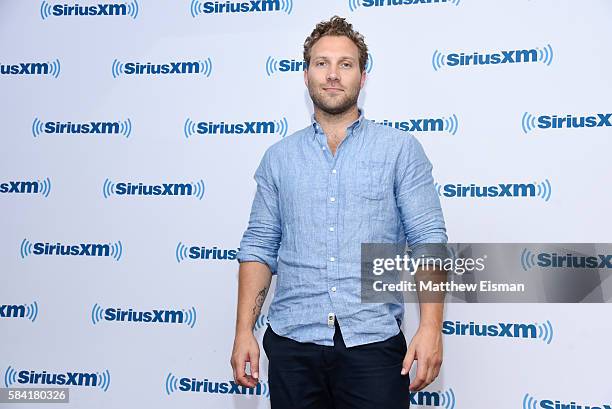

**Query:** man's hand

left=401, top=323, right=443, bottom=391
left=230, top=331, right=260, bottom=388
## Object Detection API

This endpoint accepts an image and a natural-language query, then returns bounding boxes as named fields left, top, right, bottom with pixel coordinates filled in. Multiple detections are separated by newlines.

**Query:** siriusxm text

left=0, top=304, right=26, bottom=318
left=178, top=378, right=266, bottom=395
left=41, top=121, right=122, bottom=134
left=277, top=59, right=306, bottom=71
left=30, top=242, right=111, bottom=257
left=1, top=63, right=51, bottom=75
left=447, top=49, right=538, bottom=66
left=536, top=253, right=612, bottom=269
left=442, top=320, right=537, bottom=338
left=114, top=183, right=193, bottom=196
left=362, top=0, right=453, bottom=7
left=373, top=118, right=444, bottom=132
left=540, top=400, right=610, bottom=409
left=0, top=181, right=39, bottom=194
left=200, top=0, right=280, bottom=14
left=189, top=246, right=237, bottom=260
left=441, top=183, right=536, bottom=197
left=409, top=391, right=444, bottom=406
left=48, top=4, right=129, bottom=16
left=121, top=62, right=204, bottom=75
left=195, top=121, right=277, bottom=134
left=103, top=308, right=187, bottom=323
left=16, top=370, right=99, bottom=387
left=537, top=113, right=611, bottom=129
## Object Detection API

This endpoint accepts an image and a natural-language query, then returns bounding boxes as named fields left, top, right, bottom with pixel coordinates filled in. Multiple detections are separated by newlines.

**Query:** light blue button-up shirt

left=237, top=110, right=448, bottom=347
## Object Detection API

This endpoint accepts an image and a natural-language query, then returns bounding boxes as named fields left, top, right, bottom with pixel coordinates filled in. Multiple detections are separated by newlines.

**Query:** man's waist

left=266, top=307, right=403, bottom=348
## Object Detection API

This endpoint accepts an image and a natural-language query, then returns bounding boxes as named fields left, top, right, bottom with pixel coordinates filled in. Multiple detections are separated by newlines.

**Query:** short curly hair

left=303, top=16, right=369, bottom=73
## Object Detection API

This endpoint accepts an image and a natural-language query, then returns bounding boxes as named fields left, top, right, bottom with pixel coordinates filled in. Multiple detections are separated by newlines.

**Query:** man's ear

left=360, top=69, right=367, bottom=89
left=304, top=68, right=309, bottom=87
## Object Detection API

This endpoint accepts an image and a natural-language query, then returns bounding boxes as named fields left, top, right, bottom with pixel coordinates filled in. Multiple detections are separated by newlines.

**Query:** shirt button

left=330, top=257, right=335, bottom=262
left=321, top=146, right=326, bottom=150
left=332, top=169, right=337, bottom=174
left=331, top=286, right=337, bottom=292
left=329, top=227, right=335, bottom=232
left=330, top=197, right=336, bottom=202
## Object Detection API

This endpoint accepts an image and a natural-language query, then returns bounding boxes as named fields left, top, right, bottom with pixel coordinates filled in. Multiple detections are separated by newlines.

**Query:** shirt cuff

left=236, top=252, right=278, bottom=275
left=408, top=243, right=450, bottom=263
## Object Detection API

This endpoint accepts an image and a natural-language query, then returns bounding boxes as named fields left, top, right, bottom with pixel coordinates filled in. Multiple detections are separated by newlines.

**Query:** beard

left=308, top=83, right=360, bottom=115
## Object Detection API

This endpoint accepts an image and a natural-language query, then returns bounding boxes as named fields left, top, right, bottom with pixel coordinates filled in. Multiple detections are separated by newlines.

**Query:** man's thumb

left=401, top=347, right=415, bottom=375
left=250, top=351, right=260, bottom=379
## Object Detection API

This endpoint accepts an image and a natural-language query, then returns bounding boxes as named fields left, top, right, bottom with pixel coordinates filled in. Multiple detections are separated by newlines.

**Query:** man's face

left=304, top=35, right=366, bottom=115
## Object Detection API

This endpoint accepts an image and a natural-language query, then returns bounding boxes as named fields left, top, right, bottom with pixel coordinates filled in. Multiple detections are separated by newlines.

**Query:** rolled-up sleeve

left=236, top=149, right=282, bottom=274
left=395, top=135, right=449, bottom=261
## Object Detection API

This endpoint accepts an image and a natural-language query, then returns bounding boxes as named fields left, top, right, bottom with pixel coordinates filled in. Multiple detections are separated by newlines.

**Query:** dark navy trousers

left=262, top=320, right=411, bottom=409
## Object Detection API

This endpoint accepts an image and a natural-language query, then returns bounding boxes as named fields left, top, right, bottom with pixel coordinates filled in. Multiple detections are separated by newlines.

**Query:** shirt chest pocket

left=350, top=160, right=390, bottom=200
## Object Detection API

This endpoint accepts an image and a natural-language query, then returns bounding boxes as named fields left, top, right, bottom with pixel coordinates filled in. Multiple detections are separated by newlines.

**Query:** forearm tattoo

left=252, top=286, right=268, bottom=318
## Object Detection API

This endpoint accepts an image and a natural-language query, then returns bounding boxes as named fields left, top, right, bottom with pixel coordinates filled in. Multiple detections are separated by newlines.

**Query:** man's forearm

left=235, top=261, right=273, bottom=334
left=418, top=301, right=444, bottom=329
left=414, top=267, right=446, bottom=329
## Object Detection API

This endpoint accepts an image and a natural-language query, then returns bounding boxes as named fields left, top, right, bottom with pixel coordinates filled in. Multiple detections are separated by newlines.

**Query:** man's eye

left=341, top=63, right=352, bottom=68
left=317, top=61, right=326, bottom=66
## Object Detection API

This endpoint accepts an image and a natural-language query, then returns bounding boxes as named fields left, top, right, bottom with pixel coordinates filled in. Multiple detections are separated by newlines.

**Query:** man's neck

left=314, top=105, right=360, bottom=146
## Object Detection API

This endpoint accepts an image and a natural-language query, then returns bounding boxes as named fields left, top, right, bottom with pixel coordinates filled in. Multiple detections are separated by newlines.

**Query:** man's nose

left=327, top=67, right=339, bottom=82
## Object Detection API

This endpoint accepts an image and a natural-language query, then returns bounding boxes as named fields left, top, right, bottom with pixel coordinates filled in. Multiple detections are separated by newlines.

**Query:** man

left=231, top=16, right=448, bottom=409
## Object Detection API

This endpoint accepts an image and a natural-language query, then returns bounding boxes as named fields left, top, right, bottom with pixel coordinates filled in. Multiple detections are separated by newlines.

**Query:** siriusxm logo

left=4, top=366, right=110, bottom=392
left=435, top=179, right=552, bottom=201
left=91, top=304, right=197, bottom=328
left=521, top=249, right=612, bottom=271
left=350, top=0, right=460, bottom=12
left=523, top=393, right=611, bottom=409
left=0, top=59, right=61, bottom=78
left=103, top=179, right=205, bottom=200
left=0, top=178, right=51, bottom=197
left=265, top=53, right=373, bottom=76
left=165, top=373, right=269, bottom=397
left=0, top=302, right=39, bottom=322
left=184, top=117, right=288, bottom=138
left=176, top=242, right=238, bottom=263
left=253, top=314, right=269, bottom=332
left=265, top=57, right=306, bottom=75
left=32, top=118, right=132, bottom=138
left=372, top=114, right=459, bottom=135
left=112, top=58, right=212, bottom=78
left=522, top=112, right=611, bottom=134
left=190, top=0, right=293, bottom=17
left=409, top=388, right=456, bottom=408
left=432, top=44, right=553, bottom=71
left=20, top=239, right=123, bottom=261
left=443, top=320, right=553, bottom=344
left=40, top=1, right=139, bottom=20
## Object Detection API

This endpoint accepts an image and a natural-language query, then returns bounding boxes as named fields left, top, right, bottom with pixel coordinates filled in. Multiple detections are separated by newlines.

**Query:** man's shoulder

left=263, top=123, right=312, bottom=157
left=363, top=119, right=423, bottom=153
left=364, top=119, right=419, bottom=144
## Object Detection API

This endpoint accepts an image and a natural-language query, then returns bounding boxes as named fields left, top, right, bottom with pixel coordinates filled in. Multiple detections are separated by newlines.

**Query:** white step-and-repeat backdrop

left=1, top=0, right=611, bottom=408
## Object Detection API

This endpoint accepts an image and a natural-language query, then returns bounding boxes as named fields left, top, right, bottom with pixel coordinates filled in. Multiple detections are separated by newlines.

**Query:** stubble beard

left=308, top=83, right=360, bottom=116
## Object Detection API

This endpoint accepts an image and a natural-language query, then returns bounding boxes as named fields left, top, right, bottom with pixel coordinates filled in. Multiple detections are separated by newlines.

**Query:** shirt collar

left=311, top=109, right=366, bottom=139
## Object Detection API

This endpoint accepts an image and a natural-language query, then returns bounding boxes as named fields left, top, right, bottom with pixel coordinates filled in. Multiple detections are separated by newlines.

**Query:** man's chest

left=276, top=150, right=398, bottom=223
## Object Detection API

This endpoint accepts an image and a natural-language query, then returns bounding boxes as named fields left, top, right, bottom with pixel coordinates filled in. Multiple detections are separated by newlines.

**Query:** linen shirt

left=237, top=111, right=448, bottom=347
